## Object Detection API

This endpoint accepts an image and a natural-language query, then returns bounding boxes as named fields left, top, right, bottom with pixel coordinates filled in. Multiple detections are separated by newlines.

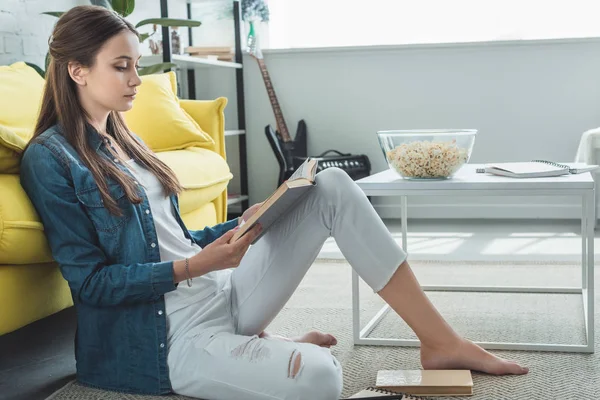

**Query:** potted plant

left=241, top=0, right=269, bottom=48
left=27, top=0, right=201, bottom=78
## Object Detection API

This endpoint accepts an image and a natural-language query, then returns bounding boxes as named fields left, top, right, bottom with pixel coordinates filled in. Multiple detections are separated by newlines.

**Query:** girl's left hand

left=239, top=201, right=264, bottom=225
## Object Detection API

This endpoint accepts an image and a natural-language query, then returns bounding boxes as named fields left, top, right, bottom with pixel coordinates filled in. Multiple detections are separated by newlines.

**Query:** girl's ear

left=68, top=61, right=89, bottom=86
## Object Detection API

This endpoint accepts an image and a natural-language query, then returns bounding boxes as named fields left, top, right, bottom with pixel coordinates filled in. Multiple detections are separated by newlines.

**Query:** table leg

left=401, top=195, right=408, bottom=251
left=585, top=190, right=595, bottom=352
left=582, top=195, right=588, bottom=291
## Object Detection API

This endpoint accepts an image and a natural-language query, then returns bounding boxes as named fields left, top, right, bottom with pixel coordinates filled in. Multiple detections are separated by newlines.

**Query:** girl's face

left=73, top=30, right=142, bottom=114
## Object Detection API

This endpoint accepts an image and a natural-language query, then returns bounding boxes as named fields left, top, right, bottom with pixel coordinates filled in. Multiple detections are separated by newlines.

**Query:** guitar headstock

left=247, top=30, right=263, bottom=60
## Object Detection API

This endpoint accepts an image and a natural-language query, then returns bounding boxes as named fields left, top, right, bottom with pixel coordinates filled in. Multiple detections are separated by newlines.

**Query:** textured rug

left=46, top=260, right=600, bottom=400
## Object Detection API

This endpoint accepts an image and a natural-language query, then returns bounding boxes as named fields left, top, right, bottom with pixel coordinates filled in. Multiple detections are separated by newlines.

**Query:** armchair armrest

left=179, top=97, right=229, bottom=223
left=180, top=97, right=228, bottom=159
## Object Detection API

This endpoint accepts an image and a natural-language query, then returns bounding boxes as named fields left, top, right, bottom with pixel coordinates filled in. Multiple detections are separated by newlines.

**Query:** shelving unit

left=157, top=0, right=250, bottom=217
left=227, top=194, right=249, bottom=206
left=141, top=54, right=242, bottom=70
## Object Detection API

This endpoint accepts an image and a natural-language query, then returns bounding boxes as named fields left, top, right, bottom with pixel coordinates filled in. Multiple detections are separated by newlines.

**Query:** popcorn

left=386, top=139, right=469, bottom=178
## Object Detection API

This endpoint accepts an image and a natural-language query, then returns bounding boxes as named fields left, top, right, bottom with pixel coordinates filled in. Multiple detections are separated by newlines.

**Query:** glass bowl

left=377, top=129, right=477, bottom=180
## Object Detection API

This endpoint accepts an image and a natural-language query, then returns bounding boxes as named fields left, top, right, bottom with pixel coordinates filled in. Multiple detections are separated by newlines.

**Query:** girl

left=20, top=5, right=528, bottom=400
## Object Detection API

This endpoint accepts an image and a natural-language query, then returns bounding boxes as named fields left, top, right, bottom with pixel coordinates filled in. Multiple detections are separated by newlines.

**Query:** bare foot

left=293, top=331, right=338, bottom=348
left=421, top=338, right=529, bottom=376
left=259, top=330, right=338, bottom=348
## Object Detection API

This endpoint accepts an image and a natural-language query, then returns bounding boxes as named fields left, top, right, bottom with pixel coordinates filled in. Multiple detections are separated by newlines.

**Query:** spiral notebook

left=476, top=160, right=599, bottom=178
left=346, top=386, right=425, bottom=399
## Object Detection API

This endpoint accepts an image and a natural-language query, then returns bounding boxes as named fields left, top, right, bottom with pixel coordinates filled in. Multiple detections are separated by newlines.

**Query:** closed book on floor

left=375, top=370, right=473, bottom=396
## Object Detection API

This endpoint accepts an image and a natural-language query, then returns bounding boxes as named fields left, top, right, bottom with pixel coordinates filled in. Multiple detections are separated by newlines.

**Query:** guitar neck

left=257, top=59, right=291, bottom=142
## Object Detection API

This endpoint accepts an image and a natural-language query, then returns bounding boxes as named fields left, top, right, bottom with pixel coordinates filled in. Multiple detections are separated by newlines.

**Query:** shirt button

left=157, top=310, right=163, bottom=315
left=134, top=181, right=139, bottom=185
left=114, top=158, right=119, bottom=163
left=146, top=209, right=150, bottom=214
left=151, top=243, right=156, bottom=248
left=160, top=343, right=165, bottom=348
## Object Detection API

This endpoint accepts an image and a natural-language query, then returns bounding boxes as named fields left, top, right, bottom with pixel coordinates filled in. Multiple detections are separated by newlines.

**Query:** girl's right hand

left=191, top=224, right=262, bottom=273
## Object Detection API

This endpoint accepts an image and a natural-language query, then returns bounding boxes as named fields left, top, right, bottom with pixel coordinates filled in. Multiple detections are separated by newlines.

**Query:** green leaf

left=90, top=0, right=114, bottom=10
left=135, top=18, right=201, bottom=29
left=42, top=12, right=64, bottom=18
left=112, top=0, right=135, bottom=17
left=139, top=33, right=151, bottom=43
left=25, top=62, right=45, bottom=78
left=137, top=63, right=177, bottom=76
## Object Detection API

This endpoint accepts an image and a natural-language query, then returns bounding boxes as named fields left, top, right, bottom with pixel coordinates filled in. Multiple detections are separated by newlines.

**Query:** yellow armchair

left=0, top=63, right=232, bottom=335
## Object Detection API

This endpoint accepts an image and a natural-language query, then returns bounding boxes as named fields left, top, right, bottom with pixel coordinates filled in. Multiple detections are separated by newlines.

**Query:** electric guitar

left=247, top=29, right=308, bottom=186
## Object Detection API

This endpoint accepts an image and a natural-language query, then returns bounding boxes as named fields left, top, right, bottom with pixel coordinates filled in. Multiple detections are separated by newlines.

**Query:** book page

left=288, top=158, right=315, bottom=181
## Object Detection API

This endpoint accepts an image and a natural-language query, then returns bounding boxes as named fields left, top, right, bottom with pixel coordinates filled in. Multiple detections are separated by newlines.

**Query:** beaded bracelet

left=185, top=258, right=193, bottom=287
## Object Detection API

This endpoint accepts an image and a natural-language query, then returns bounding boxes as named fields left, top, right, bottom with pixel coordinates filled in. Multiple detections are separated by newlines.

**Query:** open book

left=376, top=370, right=473, bottom=396
left=477, top=160, right=599, bottom=178
left=231, top=158, right=318, bottom=244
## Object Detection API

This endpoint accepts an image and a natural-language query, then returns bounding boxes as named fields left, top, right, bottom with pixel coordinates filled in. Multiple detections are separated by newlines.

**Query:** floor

left=0, top=306, right=77, bottom=400
left=320, top=218, right=600, bottom=263
left=2, top=218, right=598, bottom=400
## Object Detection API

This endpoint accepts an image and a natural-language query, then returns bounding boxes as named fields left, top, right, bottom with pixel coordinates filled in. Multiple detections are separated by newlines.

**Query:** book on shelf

left=375, top=370, right=473, bottom=397
left=230, top=158, right=318, bottom=244
left=477, top=160, right=599, bottom=178
left=185, top=46, right=233, bottom=54
left=190, top=54, right=234, bottom=62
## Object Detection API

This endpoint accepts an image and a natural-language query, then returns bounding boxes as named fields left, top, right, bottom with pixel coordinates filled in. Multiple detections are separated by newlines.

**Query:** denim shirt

left=19, top=125, right=238, bottom=395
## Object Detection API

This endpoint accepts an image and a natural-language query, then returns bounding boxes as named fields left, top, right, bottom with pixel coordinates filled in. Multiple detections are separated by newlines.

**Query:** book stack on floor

left=185, top=46, right=234, bottom=61
left=346, top=370, right=473, bottom=399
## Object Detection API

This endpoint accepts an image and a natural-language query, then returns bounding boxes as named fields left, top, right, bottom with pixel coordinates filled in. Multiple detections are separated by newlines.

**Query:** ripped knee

left=288, top=349, right=303, bottom=379
left=231, top=337, right=271, bottom=362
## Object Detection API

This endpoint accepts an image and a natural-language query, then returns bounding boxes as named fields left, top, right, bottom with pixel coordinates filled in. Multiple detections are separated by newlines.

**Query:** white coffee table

left=353, top=164, right=595, bottom=353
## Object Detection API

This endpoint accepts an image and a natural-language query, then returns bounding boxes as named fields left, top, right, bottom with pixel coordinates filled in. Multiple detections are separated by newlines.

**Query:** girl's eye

left=116, top=66, right=127, bottom=71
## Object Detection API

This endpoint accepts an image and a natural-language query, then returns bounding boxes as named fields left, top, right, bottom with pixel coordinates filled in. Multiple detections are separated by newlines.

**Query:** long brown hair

left=29, top=5, right=183, bottom=216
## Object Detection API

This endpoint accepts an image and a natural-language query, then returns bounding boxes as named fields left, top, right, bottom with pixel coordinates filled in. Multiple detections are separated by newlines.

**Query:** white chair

left=575, top=127, right=600, bottom=229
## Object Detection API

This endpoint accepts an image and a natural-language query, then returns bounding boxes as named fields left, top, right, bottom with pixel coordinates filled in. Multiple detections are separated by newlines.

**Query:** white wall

left=223, top=39, right=600, bottom=220
left=0, top=0, right=190, bottom=66
left=5, top=2, right=600, bottom=220
left=0, top=0, right=85, bottom=67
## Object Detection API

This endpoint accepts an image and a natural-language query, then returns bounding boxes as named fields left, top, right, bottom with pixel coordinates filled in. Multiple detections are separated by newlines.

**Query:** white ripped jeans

left=167, top=167, right=408, bottom=400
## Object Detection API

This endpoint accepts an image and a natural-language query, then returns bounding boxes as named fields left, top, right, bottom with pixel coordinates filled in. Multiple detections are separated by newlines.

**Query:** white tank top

left=125, top=159, right=224, bottom=337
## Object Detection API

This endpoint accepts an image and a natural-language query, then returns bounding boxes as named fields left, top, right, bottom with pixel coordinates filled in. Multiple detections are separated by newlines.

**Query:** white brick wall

left=0, top=0, right=85, bottom=67
left=0, top=0, right=190, bottom=68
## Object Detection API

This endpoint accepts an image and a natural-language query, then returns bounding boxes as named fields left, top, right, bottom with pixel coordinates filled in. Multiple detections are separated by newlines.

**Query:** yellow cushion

left=0, top=62, right=45, bottom=173
left=123, top=71, right=215, bottom=152
left=156, top=147, right=232, bottom=215
left=0, top=175, right=53, bottom=265
left=0, top=144, right=232, bottom=264
left=0, top=263, right=72, bottom=335
left=181, top=201, right=218, bottom=231
left=179, top=98, right=228, bottom=157
left=0, top=125, right=26, bottom=174
left=179, top=98, right=229, bottom=222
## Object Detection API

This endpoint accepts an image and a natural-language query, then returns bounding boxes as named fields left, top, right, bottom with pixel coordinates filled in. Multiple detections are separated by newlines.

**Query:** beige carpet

left=47, top=260, right=600, bottom=399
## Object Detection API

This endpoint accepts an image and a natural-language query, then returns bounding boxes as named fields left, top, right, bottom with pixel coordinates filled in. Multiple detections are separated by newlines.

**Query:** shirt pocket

left=76, top=183, right=131, bottom=233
